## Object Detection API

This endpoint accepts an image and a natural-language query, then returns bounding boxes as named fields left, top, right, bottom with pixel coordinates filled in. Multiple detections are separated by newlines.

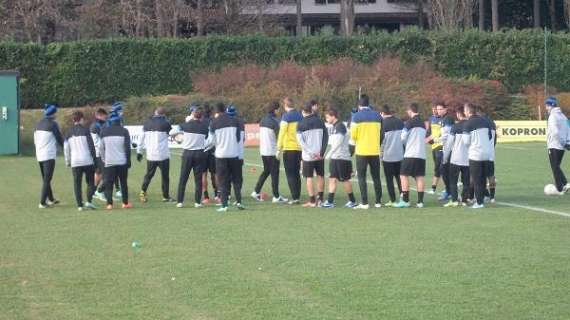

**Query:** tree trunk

left=296, top=0, right=302, bottom=37
left=136, top=0, right=143, bottom=37
left=340, top=0, right=354, bottom=36
left=155, top=1, right=164, bottom=37
left=533, top=0, right=541, bottom=28
left=257, top=0, right=264, bottom=33
left=197, top=0, right=204, bottom=36
left=478, top=0, right=485, bottom=30
left=491, top=0, right=498, bottom=31
left=548, top=0, right=557, bottom=31
left=417, top=0, right=424, bottom=29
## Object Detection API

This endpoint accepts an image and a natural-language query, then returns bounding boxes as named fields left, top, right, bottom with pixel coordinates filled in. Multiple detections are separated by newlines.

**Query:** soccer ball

left=544, top=184, right=560, bottom=196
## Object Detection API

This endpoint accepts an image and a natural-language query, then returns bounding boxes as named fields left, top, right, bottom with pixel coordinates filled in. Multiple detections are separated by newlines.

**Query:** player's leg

left=445, top=164, right=460, bottom=207
left=369, top=156, right=382, bottom=207
left=548, top=149, right=567, bottom=192
left=355, top=156, right=369, bottom=206
left=177, top=152, right=193, bottom=205
left=302, top=161, right=316, bottom=207
left=316, top=160, right=325, bottom=204
left=383, top=161, right=396, bottom=204
left=440, top=161, right=451, bottom=200
left=231, top=159, right=244, bottom=206
left=85, top=165, right=96, bottom=207
left=460, top=166, right=470, bottom=205
left=72, top=167, right=84, bottom=208
left=118, top=165, right=129, bottom=205
left=103, top=166, right=115, bottom=206
left=159, top=159, right=171, bottom=200
left=430, top=150, right=441, bottom=194
left=469, top=160, right=485, bottom=207
left=193, top=153, right=206, bottom=206
left=140, top=160, right=158, bottom=198
left=416, top=175, right=425, bottom=207
left=322, top=160, right=338, bottom=208
left=270, top=157, right=283, bottom=200
left=216, top=158, right=231, bottom=209
left=253, top=156, right=272, bottom=199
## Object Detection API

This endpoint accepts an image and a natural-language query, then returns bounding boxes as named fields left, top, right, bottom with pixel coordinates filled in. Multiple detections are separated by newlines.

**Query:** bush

left=1, top=29, right=568, bottom=109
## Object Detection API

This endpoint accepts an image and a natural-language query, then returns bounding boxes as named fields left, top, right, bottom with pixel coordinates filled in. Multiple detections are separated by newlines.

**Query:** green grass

left=1, top=143, right=569, bottom=320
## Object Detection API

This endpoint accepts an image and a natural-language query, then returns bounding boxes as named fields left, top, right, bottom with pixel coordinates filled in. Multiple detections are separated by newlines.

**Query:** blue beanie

left=44, top=104, right=58, bottom=117
left=188, top=104, right=199, bottom=114
left=545, top=96, right=558, bottom=107
left=108, top=111, right=122, bottom=123
left=226, top=105, right=237, bottom=117
left=111, top=102, right=124, bottom=114
left=351, top=107, right=358, bottom=114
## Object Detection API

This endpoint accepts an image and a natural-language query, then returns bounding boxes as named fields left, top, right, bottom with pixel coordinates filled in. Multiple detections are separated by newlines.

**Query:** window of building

left=315, top=0, right=340, bottom=5
left=355, top=0, right=376, bottom=4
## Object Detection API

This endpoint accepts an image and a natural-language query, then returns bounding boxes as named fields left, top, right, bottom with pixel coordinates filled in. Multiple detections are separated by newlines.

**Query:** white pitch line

left=171, top=151, right=570, bottom=218
left=495, top=201, right=570, bottom=218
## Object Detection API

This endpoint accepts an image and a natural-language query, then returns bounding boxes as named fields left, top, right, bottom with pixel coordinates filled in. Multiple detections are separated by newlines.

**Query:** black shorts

left=302, top=160, right=325, bottom=178
left=329, top=159, right=352, bottom=182
left=95, top=157, right=104, bottom=173
left=432, top=149, right=443, bottom=177
left=206, top=152, right=216, bottom=174
left=486, top=161, right=495, bottom=177
left=401, top=158, right=426, bottom=177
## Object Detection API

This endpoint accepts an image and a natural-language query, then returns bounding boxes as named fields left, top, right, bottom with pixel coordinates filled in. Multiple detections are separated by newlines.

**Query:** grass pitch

left=1, top=143, right=569, bottom=319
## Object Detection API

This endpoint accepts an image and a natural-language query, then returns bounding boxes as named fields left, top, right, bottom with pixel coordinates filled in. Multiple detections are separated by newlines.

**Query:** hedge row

left=0, top=29, right=566, bottom=108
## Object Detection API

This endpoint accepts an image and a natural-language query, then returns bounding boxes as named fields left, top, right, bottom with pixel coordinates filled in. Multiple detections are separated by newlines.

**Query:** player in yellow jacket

left=350, top=95, right=383, bottom=209
left=277, top=97, right=303, bottom=204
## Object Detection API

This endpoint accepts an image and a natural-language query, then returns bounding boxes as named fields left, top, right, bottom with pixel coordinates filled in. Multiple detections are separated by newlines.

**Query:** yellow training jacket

left=350, top=108, right=382, bottom=156
left=277, top=110, right=302, bottom=151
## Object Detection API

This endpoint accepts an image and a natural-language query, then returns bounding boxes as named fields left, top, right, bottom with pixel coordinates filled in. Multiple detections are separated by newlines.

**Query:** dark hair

left=433, top=100, right=446, bottom=108
left=455, top=105, right=466, bottom=118
left=381, top=104, right=392, bottom=115
left=407, top=103, right=419, bottom=113
left=72, top=111, right=84, bottom=123
left=203, top=103, right=211, bottom=117
left=215, top=102, right=226, bottom=113
left=193, top=107, right=203, bottom=119
left=326, top=108, right=339, bottom=118
left=267, top=101, right=280, bottom=113
left=358, top=94, right=369, bottom=107
left=302, top=103, right=313, bottom=114
left=309, top=99, right=318, bottom=107
left=95, top=108, right=107, bottom=116
left=464, top=102, right=476, bottom=113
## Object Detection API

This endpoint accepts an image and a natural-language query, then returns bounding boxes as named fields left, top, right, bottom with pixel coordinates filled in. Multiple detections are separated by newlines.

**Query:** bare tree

left=417, top=0, right=424, bottom=29
left=296, top=0, right=302, bottom=36
left=340, top=0, right=354, bottom=36
left=547, top=0, right=556, bottom=30
left=428, top=0, right=476, bottom=30
left=534, top=0, right=541, bottom=28
left=478, top=0, right=485, bottom=30
left=565, top=0, right=570, bottom=29
left=491, top=0, right=498, bottom=31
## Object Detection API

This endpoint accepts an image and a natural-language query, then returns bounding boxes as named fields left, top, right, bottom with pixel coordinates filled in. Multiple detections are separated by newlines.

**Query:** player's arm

left=99, top=135, right=106, bottom=163
left=63, top=133, right=71, bottom=167
left=124, top=130, right=132, bottom=168
left=277, top=120, right=288, bottom=152
left=320, top=122, right=329, bottom=158
left=350, top=121, right=359, bottom=144
left=86, top=132, right=96, bottom=162
left=53, top=122, right=64, bottom=148
left=442, top=132, right=455, bottom=164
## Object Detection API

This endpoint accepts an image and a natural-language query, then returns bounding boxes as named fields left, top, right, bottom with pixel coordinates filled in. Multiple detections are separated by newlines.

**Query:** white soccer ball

left=544, top=184, right=560, bottom=196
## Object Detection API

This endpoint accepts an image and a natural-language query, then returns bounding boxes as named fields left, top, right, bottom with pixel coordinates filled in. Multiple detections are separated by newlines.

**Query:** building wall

left=247, top=0, right=420, bottom=15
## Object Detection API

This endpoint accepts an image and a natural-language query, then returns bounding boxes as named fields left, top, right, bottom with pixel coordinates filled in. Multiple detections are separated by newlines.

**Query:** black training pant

left=38, top=159, right=56, bottom=205
left=103, top=165, right=129, bottom=205
left=383, top=160, right=402, bottom=203
left=449, top=164, right=470, bottom=203
left=469, top=160, right=487, bottom=205
left=255, top=156, right=280, bottom=198
left=283, top=151, right=302, bottom=201
left=72, top=165, right=96, bottom=207
left=141, top=159, right=170, bottom=198
left=177, top=150, right=206, bottom=204
left=441, top=162, right=451, bottom=194
left=549, top=149, right=567, bottom=192
left=216, top=157, right=242, bottom=207
left=356, top=155, right=382, bottom=205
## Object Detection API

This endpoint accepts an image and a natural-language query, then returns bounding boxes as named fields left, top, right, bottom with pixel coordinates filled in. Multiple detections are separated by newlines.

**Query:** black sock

left=431, top=185, right=436, bottom=192
left=328, top=193, right=335, bottom=203
left=403, top=191, right=410, bottom=202
left=204, top=191, right=209, bottom=199
left=484, top=189, right=490, bottom=197
left=348, top=192, right=356, bottom=203
left=318, top=192, right=324, bottom=202
left=490, top=188, right=495, bottom=198
left=418, top=192, right=424, bottom=203
left=310, top=195, right=316, bottom=203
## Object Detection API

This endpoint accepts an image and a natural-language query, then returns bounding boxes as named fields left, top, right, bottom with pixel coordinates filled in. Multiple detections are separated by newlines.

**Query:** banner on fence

left=495, top=121, right=547, bottom=143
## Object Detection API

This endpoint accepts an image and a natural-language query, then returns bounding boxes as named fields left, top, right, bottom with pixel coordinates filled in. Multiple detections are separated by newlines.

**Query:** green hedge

left=0, top=29, right=566, bottom=108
